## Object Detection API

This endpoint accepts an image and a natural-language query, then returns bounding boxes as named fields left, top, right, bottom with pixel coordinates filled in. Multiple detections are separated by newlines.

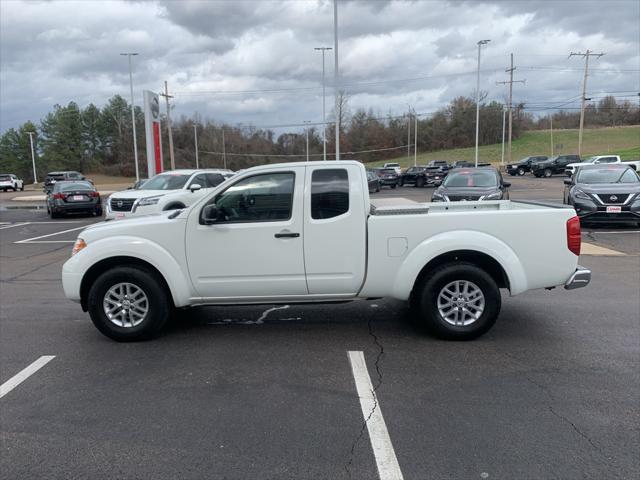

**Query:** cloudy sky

left=1, top=0, right=639, bottom=133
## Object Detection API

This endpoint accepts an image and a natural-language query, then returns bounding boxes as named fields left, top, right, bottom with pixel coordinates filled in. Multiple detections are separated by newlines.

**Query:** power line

left=198, top=144, right=411, bottom=158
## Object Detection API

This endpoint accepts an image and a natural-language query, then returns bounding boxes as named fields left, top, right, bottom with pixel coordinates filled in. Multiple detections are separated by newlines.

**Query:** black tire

left=533, top=173, right=542, bottom=178
left=416, top=177, right=425, bottom=188
left=376, top=185, right=380, bottom=193
left=391, top=184, right=397, bottom=189
left=508, top=171, right=516, bottom=176
left=517, top=167, right=525, bottom=176
left=399, top=179, right=404, bottom=187
left=411, top=262, right=501, bottom=340
left=87, top=266, right=171, bottom=342
left=543, top=168, right=552, bottom=178
left=94, top=206, right=103, bottom=216
left=50, top=210, right=61, bottom=219
left=20, top=185, right=24, bottom=191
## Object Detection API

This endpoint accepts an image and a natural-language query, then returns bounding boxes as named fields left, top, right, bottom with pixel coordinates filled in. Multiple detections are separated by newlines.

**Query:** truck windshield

left=443, top=170, right=497, bottom=187
left=140, top=174, right=190, bottom=190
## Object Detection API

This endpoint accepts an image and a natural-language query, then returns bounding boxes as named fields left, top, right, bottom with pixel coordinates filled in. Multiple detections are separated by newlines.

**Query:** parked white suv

left=105, top=169, right=230, bottom=220
left=383, top=162, right=402, bottom=175
left=0, top=174, right=24, bottom=192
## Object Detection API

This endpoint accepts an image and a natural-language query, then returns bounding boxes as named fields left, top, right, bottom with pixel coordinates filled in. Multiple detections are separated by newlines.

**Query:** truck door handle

left=275, top=232, right=300, bottom=238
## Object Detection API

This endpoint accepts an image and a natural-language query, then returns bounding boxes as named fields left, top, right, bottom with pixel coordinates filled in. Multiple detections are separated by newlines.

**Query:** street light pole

left=27, top=131, right=37, bottom=183
left=414, top=114, right=418, bottom=167
left=501, top=108, right=506, bottom=166
left=193, top=124, right=199, bottom=169
left=333, top=0, right=340, bottom=161
left=120, top=53, right=140, bottom=182
left=474, top=39, right=490, bottom=167
left=314, top=47, right=332, bottom=161
left=304, top=121, right=310, bottom=162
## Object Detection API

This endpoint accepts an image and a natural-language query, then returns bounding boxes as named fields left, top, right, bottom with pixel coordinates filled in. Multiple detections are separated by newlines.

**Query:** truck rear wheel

left=87, top=266, right=171, bottom=342
left=544, top=168, right=552, bottom=178
left=412, top=262, right=501, bottom=340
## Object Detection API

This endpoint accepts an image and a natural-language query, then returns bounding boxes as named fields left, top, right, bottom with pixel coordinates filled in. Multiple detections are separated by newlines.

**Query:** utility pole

left=414, top=114, right=418, bottom=167
left=407, top=113, right=411, bottom=159
left=314, top=47, right=332, bottom=161
left=474, top=39, right=490, bottom=167
left=160, top=80, right=176, bottom=170
left=27, top=131, right=37, bottom=183
left=501, top=108, right=506, bottom=166
left=333, top=0, right=340, bottom=161
left=221, top=129, right=227, bottom=169
left=496, top=53, right=525, bottom=164
left=550, top=115, right=554, bottom=156
left=120, top=53, right=140, bottom=182
left=193, top=124, right=199, bottom=169
left=304, top=121, right=310, bottom=162
left=569, top=50, right=605, bottom=156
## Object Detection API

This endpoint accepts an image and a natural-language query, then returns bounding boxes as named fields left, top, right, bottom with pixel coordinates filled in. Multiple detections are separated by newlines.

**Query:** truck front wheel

left=412, top=262, right=501, bottom=340
left=87, top=266, right=171, bottom=341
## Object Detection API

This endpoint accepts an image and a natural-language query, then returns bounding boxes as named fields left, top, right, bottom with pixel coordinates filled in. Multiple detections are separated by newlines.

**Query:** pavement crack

left=500, top=352, right=610, bottom=464
left=345, top=317, right=385, bottom=479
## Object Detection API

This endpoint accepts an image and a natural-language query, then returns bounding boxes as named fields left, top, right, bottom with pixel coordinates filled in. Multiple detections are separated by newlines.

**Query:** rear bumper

left=564, top=266, right=591, bottom=290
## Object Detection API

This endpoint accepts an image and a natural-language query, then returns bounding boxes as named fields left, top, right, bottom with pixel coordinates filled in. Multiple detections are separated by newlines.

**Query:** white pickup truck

left=565, top=155, right=622, bottom=176
left=62, top=161, right=591, bottom=342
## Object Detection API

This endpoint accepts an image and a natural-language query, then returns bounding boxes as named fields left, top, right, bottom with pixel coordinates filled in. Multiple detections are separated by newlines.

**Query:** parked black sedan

left=430, top=167, right=510, bottom=202
left=506, top=155, right=548, bottom=176
left=47, top=180, right=103, bottom=218
left=563, top=164, right=640, bottom=225
left=400, top=166, right=446, bottom=187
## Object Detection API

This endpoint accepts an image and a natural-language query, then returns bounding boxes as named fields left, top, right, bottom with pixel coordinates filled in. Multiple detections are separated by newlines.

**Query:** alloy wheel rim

left=437, top=280, right=485, bottom=327
left=103, top=282, right=149, bottom=328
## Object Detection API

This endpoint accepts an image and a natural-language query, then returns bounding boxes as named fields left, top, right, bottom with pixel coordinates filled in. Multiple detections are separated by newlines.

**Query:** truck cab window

left=214, top=172, right=294, bottom=222
left=311, top=169, right=349, bottom=219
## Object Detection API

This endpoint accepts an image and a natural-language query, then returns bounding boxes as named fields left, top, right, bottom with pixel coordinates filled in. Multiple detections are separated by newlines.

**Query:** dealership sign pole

left=143, top=90, right=164, bottom=178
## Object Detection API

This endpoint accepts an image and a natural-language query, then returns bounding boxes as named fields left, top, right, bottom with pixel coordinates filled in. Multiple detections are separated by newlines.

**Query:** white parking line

left=0, top=356, right=55, bottom=399
left=348, top=351, right=404, bottom=480
left=14, top=225, right=90, bottom=244
left=0, top=222, right=30, bottom=230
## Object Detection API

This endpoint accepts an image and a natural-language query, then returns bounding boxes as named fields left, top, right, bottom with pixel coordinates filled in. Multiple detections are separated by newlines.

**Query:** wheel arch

left=80, top=256, right=175, bottom=312
left=391, top=231, right=528, bottom=300
left=163, top=202, right=186, bottom=211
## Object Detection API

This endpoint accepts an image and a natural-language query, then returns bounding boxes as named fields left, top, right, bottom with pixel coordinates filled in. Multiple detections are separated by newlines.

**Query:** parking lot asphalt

left=1, top=175, right=639, bottom=480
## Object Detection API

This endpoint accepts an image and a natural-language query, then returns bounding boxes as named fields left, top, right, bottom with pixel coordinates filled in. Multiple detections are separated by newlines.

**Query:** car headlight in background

left=481, top=191, right=503, bottom=200
left=572, top=188, right=591, bottom=200
left=72, top=238, right=87, bottom=256
left=138, top=195, right=162, bottom=206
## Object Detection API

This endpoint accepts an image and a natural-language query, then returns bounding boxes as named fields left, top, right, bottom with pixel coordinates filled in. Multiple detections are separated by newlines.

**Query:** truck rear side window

left=311, top=169, right=349, bottom=219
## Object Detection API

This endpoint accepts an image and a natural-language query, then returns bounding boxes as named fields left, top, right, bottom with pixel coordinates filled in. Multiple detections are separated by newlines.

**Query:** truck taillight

left=566, top=216, right=581, bottom=256
left=90, top=191, right=99, bottom=197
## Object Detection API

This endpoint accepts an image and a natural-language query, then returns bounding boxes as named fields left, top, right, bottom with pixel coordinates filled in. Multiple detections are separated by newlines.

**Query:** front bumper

left=564, top=266, right=591, bottom=290
left=572, top=198, right=640, bottom=223
left=379, top=178, right=399, bottom=186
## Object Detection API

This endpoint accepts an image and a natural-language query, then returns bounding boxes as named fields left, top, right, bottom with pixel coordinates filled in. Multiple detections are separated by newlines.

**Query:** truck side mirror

left=190, top=183, right=202, bottom=193
left=201, top=204, right=219, bottom=224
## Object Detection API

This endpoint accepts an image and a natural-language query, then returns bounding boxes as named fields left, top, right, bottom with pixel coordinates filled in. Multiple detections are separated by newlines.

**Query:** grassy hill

left=366, top=125, right=640, bottom=169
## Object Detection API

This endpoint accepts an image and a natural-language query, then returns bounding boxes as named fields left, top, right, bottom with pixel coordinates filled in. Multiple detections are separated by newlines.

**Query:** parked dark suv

left=376, top=168, right=399, bottom=188
left=531, top=155, right=580, bottom=178
left=506, top=156, right=548, bottom=176
left=399, top=166, right=446, bottom=187
left=43, top=171, right=88, bottom=193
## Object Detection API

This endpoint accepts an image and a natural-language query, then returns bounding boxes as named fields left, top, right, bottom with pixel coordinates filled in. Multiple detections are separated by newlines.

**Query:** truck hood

left=566, top=162, right=592, bottom=168
left=79, top=211, right=185, bottom=242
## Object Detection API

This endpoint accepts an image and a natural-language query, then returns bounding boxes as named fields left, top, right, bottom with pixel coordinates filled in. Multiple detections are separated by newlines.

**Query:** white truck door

left=185, top=166, right=307, bottom=299
left=303, top=164, right=367, bottom=295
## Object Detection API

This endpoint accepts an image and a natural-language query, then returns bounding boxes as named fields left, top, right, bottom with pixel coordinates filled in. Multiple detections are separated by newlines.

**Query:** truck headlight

left=138, top=195, right=162, bottom=206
